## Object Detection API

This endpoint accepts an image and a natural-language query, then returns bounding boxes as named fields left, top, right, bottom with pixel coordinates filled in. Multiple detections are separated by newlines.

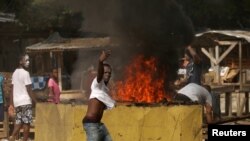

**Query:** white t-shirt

left=178, top=83, right=212, bottom=106
left=89, top=77, right=115, bottom=109
left=12, top=68, right=32, bottom=107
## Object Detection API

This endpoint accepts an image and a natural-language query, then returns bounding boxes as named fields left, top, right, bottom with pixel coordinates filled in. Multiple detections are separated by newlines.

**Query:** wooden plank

left=236, top=93, right=241, bottom=116
left=57, top=52, right=63, bottom=91
left=209, top=48, right=215, bottom=68
left=215, top=46, right=220, bottom=83
left=201, top=48, right=217, bottom=64
left=217, top=42, right=237, bottom=64
left=239, top=42, right=243, bottom=90
left=225, top=92, right=230, bottom=115
left=217, top=41, right=238, bottom=45
left=245, top=92, right=249, bottom=113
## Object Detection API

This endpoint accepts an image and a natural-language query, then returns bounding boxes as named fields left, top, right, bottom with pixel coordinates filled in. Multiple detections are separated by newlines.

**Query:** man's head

left=103, top=63, right=112, bottom=83
left=19, top=54, right=30, bottom=69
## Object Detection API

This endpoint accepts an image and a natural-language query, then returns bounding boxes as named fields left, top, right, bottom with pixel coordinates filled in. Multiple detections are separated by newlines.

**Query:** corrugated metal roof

left=196, top=30, right=250, bottom=42
left=26, top=37, right=115, bottom=52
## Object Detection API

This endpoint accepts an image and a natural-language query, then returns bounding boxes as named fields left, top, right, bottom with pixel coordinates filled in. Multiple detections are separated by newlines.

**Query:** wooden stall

left=25, top=34, right=117, bottom=103
left=194, top=30, right=250, bottom=118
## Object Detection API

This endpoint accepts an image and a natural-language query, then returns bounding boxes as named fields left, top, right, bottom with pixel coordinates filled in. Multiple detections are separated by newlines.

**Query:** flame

left=114, top=55, right=166, bottom=103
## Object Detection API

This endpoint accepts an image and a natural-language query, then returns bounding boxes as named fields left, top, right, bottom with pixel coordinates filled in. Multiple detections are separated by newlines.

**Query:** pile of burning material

left=112, top=55, right=172, bottom=104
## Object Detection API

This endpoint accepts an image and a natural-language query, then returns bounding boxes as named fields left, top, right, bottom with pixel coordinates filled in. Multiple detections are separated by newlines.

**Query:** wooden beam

left=217, top=42, right=237, bottom=64
left=245, top=92, right=249, bottom=113
left=239, top=41, right=243, bottom=90
left=215, top=46, right=220, bottom=83
left=201, top=48, right=217, bottom=64
left=203, top=114, right=250, bottom=127
left=209, top=48, right=215, bottom=68
left=57, top=52, right=63, bottom=91
left=217, top=41, right=238, bottom=45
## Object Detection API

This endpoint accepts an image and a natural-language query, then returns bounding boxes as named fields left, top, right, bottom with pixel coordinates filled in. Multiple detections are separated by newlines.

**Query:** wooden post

left=239, top=42, right=243, bottom=90
left=215, top=46, right=220, bottom=83
left=225, top=92, right=230, bottom=115
left=236, top=92, right=241, bottom=116
left=228, top=92, right=232, bottom=117
left=57, top=52, right=63, bottom=91
left=239, top=97, right=246, bottom=116
left=225, top=92, right=233, bottom=117
left=245, top=92, right=249, bottom=113
left=209, top=48, right=214, bottom=68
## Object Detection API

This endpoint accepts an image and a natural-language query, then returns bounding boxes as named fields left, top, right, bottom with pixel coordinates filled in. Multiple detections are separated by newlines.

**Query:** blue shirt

left=186, top=60, right=202, bottom=85
left=0, top=75, right=4, bottom=104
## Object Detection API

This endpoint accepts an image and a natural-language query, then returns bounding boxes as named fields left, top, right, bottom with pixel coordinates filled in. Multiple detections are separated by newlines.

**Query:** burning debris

left=109, top=0, right=194, bottom=104
left=114, top=55, right=166, bottom=103
left=63, top=0, right=195, bottom=103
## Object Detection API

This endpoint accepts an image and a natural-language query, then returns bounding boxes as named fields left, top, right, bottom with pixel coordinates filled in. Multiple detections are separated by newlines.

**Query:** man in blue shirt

left=175, top=45, right=202, bottom=87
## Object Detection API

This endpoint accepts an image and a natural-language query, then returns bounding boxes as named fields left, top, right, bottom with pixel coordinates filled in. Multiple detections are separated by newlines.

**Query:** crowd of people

left=0, top=46, right=215, bottom=141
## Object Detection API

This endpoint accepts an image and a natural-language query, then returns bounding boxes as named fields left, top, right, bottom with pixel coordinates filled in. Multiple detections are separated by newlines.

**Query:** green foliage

left=2, top=0, right=84, bottom=35
left=19, top=1, right=83, bottom=33
left=176, top=0, right=250, bottom=29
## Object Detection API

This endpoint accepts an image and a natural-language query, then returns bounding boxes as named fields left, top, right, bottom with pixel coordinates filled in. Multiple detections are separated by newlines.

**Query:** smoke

left=64, top=0, right=194, bottom=90
left=112, top=0, right=194, bottom=81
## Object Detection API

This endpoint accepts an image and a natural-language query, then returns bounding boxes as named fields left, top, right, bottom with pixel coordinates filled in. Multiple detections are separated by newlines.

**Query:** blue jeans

left=83, top=123, right=112, bottom=141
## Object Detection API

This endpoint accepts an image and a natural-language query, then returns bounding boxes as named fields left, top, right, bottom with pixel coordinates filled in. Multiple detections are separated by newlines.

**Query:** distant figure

left=9, top=54, right=37, bottom=141
left=174, top=83, right=213, bottom=124
left=47, top=68, right=61, bottom=104
left=175, top=46, right=202, bottom=87
left=185, top=46, right=202, bottom=84
left=0, top=73, right=4, bottom=122
left=82, top=50, right=115, bottom=141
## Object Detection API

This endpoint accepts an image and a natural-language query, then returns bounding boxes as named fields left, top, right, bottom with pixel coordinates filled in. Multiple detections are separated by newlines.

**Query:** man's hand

left=99, top=50, right=111, bottom=62
left=8, top=105, right=15, bottom=118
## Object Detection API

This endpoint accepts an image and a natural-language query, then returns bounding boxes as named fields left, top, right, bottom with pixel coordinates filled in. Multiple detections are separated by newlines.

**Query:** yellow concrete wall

left=35, top=103, right=202, bottom=141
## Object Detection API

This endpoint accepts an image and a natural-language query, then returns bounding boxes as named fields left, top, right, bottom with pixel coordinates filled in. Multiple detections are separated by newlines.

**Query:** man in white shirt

left=174, top=83, right=213, bottom=124
left=82, top=50, right=115, bottom=141
left=9, top=54, right=37, bottom=141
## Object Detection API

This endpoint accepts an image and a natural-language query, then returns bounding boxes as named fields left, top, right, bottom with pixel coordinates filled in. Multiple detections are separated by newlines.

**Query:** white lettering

left=241, top=131, right=246, bottom=136
left=211, top=129, right=247, bottom=136
left=212, top=129, right=218, bottom=136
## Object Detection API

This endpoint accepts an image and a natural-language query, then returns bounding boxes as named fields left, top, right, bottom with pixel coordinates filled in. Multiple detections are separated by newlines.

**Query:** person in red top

left=47, top=68, right=61, bottom=104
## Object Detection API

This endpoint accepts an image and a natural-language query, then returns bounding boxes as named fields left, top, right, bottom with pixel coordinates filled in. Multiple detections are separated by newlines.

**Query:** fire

left=114, top=55, right=166, bottom=103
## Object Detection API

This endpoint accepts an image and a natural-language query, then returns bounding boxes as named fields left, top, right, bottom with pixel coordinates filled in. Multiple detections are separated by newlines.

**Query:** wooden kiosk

left=194, top=30, right=250, bottom=119
left=25, top=35, right=116, bottom=103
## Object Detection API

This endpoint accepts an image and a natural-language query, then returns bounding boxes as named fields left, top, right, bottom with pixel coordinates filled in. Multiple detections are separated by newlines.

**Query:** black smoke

left=65, top=0, right=194, bottom=90
left=111, top=0, right=194, bottom=86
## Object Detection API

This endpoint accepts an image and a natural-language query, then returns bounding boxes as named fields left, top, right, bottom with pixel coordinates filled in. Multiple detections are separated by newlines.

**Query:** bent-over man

left=174, top=83, right=213, bottom=124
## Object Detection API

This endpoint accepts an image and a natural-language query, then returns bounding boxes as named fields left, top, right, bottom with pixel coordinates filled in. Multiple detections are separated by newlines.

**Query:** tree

left=176, top=0, right=250, bottom=30
left=1, top=0, right=84, bottom=37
